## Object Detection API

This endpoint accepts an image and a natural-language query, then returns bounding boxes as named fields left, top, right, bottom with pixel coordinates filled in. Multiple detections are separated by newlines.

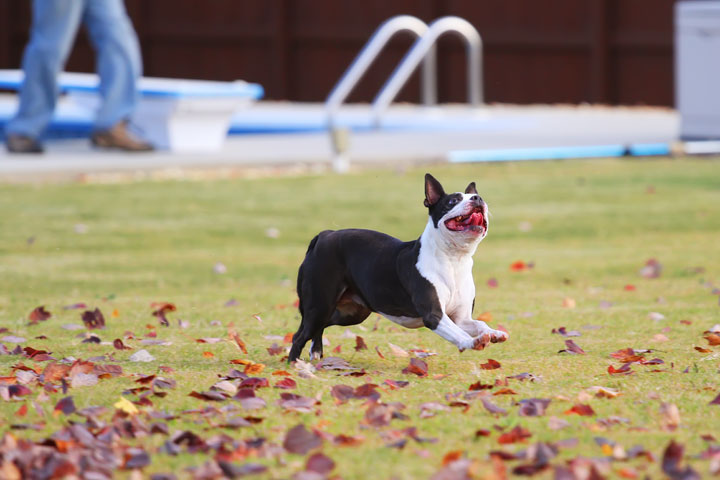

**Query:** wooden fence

left=0, top=0, right=676, bottom=106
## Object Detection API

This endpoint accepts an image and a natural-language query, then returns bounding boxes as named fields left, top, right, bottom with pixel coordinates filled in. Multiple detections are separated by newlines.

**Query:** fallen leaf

left=388, top=343, right=409, bottom=357
left=705, top=334, right=720, bottom=346
left=114, top=397, right=139, bottom=415
left=113, top=339, right=131, bottom=350
left=28, top=306, right=51, bottom=325
left=564, top=404, right=595, bottom=416
left=662, top=440, right=700, bottom=480
left=480, top=359, right=501, bottom=370
left=81, top=309, right=105, bottom=329
left=274, top=377, right=296, bottom=390
left=559, top=339, right=585, bottom=355
left=306, top=452, right=335, bottom=475
left=283, top=424, right=322, bottom=454
left=660, top=402, right=681, bottom=430
left=355, top=336, right=368, bottom=351
left=54, top=396, right=76, bottom=416
left=608, top=364, right=633, bottom=375
left=480, top=397, right=507, bottom=416
left=497, top=425, right=531, bottom=444
left=710, top=393, right=720, bottom=405
left=151, top=302, right=176, bottom=326
left=518, top=398, right=551, bottom=417
left=402, top=358, right=428, bottom=377
left=588, top=386, right=621, bottom=399
left=228, top=330, right=248, bottom=354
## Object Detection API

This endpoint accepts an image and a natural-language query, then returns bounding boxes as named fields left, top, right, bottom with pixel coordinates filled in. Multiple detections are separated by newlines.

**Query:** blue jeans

left=6, top=0, right=142, bottom=139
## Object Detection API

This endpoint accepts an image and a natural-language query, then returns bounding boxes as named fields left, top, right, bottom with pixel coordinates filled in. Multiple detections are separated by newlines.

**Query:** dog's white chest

left=416, top=226, right=476, bottom=315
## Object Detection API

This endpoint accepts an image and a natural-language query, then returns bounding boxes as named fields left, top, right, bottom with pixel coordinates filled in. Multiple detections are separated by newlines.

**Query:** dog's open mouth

left=445, top=207, right=486, bottom=233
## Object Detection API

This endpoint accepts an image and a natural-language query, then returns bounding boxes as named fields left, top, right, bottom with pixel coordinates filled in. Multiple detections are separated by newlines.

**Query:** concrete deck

left=0, top=99, right=679, bottom=182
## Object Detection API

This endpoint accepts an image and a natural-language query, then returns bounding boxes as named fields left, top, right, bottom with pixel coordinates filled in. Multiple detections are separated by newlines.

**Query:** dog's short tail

left=296, top=232, right=324, bottom=317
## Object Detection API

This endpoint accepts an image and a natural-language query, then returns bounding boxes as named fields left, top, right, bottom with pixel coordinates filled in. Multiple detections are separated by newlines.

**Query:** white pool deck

left=0, top=95, right=679, bottom=181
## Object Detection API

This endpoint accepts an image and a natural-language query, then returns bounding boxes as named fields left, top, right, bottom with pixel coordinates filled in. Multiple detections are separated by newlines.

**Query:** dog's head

left=423, top=173, right=488, bottom=242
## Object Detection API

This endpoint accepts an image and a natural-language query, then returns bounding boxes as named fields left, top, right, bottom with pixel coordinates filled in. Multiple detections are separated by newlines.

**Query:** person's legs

left=83, top=0, right=142, bottom=131
left=6, top=0, right=84, bottom=142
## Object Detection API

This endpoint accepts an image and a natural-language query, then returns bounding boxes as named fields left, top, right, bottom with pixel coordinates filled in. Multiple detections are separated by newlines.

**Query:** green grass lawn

left=0, top=158, right=719, bottom=479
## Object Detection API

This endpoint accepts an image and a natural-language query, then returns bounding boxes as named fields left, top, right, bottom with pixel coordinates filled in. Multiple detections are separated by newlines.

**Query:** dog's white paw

left=488, top=329, right=508, bottom=344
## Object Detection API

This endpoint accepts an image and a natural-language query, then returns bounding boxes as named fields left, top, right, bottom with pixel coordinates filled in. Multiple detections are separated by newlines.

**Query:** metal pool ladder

left=325, top=15, right=484, bottom=172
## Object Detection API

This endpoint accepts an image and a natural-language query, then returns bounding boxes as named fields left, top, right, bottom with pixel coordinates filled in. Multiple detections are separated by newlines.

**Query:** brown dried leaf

left=402, top=358, right=428, bottom=377
left=480, top=359, right=501, bottom=370
left=28, top=306, right=51, bottom=325
left=283, top=424, right=322, bottom=454
left=81, top=308, right=105, bottom=329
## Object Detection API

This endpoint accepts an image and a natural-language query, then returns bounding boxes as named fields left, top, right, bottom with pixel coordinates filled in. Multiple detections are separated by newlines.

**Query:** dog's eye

left=448, top=198, right=458, bottom=206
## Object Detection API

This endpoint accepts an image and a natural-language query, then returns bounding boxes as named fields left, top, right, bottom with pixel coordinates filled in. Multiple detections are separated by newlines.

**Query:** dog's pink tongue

left=470, top=212, right=484, bottom=226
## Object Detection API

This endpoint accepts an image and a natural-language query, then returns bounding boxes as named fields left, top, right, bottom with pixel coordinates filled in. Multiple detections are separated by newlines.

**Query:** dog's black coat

left=289, top=175, right=484, bottom=362
left=290, top=229, right=443, bottom=361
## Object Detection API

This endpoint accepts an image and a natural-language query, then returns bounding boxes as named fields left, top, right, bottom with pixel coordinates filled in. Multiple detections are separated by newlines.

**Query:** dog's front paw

left=488, top=329, right=508, bottom=344
left=471, top=333, right=491, bottom=351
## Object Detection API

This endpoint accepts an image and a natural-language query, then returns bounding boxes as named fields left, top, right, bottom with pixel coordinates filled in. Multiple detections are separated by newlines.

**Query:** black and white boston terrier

left=289, top=174, right=508, bottom=362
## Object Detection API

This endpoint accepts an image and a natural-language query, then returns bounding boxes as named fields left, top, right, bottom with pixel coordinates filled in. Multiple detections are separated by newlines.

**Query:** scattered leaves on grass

left=283, top=424, right=322, bottom=454
left=81, top=308, right=105, bottom=329
left=481, top=397, right=507, bottom=416
left=113, top=339, right=131, bottom=350
left=28, top=306, right=51, bottom=325
left=564, top=404, right=595, bottom=416
left=518, top=398, right=551, bottom=417
left=402, top=358, right=428, bottom=377
left=480, top=359, right=501, bottom=370
left=497, top=425, right=532, bottom=444
left=559, top=339, right=585, bottom=355
left=662, top=440, right=701, bottom=480
left=151, top=302, right=176, bottom=326
left=228, top=330, right=248, bottom=354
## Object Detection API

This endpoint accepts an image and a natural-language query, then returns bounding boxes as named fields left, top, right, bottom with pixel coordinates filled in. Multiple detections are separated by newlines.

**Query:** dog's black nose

left=470, top=194, right=482, bottom=204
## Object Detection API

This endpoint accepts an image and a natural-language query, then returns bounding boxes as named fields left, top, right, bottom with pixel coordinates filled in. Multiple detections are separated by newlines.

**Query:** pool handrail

left=325, top=15, right=437, bottom=130
left=371, top=16, right=483, bottom=127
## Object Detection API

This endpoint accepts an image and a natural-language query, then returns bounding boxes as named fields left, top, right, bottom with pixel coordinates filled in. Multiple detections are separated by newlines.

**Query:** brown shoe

left=91, top=121, right=154, bottom=152
left=5, top=134, right=44, bottom=153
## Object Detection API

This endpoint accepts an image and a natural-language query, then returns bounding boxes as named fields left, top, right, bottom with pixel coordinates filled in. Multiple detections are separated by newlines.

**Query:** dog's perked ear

left=465, top=182, right=478, bottom=195
left=424, top=173, right=446, bottom=208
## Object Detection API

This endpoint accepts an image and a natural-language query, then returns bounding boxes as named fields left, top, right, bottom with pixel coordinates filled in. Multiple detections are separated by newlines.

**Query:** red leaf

left=510, top=261, right=528, bottom=271
left=15, top=404, right=27, bottom=417
left=480, top=359, right=501, bottom=370
left=402, top=358, right=428, bottom=377
left=151, top=302, right=176, bottom=326
left=705, top=334, right=720, bottom=346
left=54, top=396, right=76, bottom=415
left=283, top=424, right=322, bottom=454
left=239, top=377, right=269, bottom=389
left=229, top=330, right=248, bottom=354
left=375, top=346, right=385, bottom=359
left=469, top=381, right=493, bottom=391
left=28, top=306, right=51, bottom=325
left=274, top=378, right=297, bottom=390
left=355, top=336, right=368, bottom=351
left=710, top=393, right=720, bottom=405
left=610, top=348, right=644, bottom=363
left=624, top=284, right=636, bottom=291
left=497, top=425, right=531, bottom=444
left=113, top=339, right=131, bottom=350
left=608, top=364, right=634, bottom=375
left=267, top=343, right=283, bottom=356
left=564, top=403, right=595, bottom=416
left=81, top=308, right=105, bottom=329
